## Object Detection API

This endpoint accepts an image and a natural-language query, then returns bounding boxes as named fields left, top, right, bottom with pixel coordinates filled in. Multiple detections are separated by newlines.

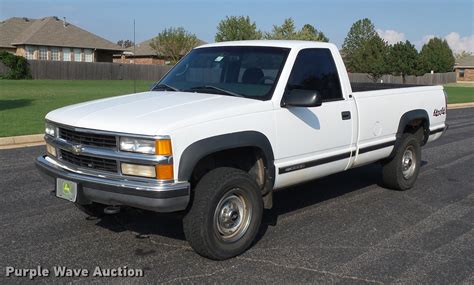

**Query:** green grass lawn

left=443, top=83, right=474, bottom=104
left=0, top=80, right=473, bottom=138
left=0, top=80, right=154, bottom=137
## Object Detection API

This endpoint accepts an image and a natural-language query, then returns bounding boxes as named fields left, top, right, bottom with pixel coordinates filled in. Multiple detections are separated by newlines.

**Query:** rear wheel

left=382, top=133, right=421, bottom=190
left=183, top=167, right=263, bottom=260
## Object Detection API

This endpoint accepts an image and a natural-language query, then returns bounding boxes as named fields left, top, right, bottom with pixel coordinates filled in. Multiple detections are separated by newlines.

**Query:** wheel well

left=403, top=118, right=429, bottom=145
left=190, top=147, right=270, bottom=194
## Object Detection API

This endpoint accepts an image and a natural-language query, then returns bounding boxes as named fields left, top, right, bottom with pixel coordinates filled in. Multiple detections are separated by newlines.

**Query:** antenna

left=133, top=19, right=136, bottom=93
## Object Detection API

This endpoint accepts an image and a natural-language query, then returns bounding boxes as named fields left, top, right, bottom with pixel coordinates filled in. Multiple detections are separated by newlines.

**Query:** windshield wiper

left=152, top=83, right=180, bottom=91
left=184, top=85, right=243, bottom=97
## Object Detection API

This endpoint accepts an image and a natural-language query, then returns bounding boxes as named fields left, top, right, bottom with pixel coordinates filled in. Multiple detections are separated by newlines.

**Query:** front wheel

left=382, top=133, right=421, bottom=190
left=183, top=167, right=263, bottom=260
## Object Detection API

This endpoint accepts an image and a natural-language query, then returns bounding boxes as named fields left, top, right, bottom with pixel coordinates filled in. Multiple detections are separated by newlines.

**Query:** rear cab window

left=286, top=48, right=343, bottom=102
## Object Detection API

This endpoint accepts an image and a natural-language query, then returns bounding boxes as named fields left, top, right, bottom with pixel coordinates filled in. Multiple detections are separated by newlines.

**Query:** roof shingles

left=0, top=17, right=33, bottom=48
left=127, top=38, right=207, bottom=57
left=129, top=38, right=158, bottom=56
left=0, top=16, right=122, bottom=51
left=455, top=55, right=474, bottom=68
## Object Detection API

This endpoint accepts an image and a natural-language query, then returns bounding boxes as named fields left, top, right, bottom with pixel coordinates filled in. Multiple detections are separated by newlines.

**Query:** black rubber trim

left=279, top=140, right=396, bottom=174
left=387, top=109, right=430, bottom=159
left=358, top=140, right=396, bottom=154
left=178, top=131, right=275, bottom=184
left=279, top=151, right=354, bottom=174
left=429, top=127, right=445, bottom=135
left=82, top=183, right=189, bottom=199
left=396, top=109, right=430, bottom=138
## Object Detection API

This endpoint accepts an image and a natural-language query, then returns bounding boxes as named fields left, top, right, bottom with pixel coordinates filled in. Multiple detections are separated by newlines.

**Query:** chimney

left=63, top=17, right=67, bottom=27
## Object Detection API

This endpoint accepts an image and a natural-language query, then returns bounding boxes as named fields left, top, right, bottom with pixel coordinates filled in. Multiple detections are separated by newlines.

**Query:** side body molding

left=178, top=131, right=275, bottom=185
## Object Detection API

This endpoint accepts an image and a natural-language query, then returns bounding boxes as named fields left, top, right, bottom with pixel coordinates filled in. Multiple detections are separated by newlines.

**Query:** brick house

left=0, top=17, right=123, bottom=62
left=114, top=38, right=167, bottom=65
left=454, top=55, right=474, bottom=82
left=113, top=38, right=206, bottom=65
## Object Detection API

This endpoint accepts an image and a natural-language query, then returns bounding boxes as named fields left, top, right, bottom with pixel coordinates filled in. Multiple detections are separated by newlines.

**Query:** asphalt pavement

left=0, top=108, right=473, bottom=284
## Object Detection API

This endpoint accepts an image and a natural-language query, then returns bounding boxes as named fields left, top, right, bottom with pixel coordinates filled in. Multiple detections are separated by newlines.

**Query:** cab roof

left=196, top=40, right=337, bottom=50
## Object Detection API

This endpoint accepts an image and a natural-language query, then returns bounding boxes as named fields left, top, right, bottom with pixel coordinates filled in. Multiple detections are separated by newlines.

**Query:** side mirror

left=282, top=89, right=322, bottom=107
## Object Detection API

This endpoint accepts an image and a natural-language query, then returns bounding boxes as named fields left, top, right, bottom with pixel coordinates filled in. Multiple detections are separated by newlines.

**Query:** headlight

left=119, top=137, right=172, bottom=155
left=45, top=122, right=56, bottom=137
left=119, top=137, right=156, bottom=154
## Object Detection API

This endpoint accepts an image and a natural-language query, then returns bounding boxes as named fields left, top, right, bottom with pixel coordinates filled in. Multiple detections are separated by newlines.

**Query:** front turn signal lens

left=156, top=164, right=174, bottom=180
left=156, top=139, right=172, bottom=155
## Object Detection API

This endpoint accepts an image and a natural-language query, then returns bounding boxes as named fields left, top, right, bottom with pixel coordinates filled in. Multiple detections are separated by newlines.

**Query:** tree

left=150, top=27, right=199, bottom=63
left=388, top=40, right=418, bottom=83
left=350, top=35, right=389, bottom=82
left=342, top=18, right=378, bottom=69
left=117, top=40, right=134, bottom=48
left=0, top=51, right=31, bottom=79
left=265, top=18, right=297, bottom=40
left=297, top=24, right=329, bottom=42
left=265, top=18, right=328, bottom=42
left=215, top=16, right=262, bottom=42
left=417, top=37, right=455, bottom=73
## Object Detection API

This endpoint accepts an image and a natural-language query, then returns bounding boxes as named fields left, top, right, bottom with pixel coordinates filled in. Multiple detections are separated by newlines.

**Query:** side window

left=287, top=49, right=343, bottom=101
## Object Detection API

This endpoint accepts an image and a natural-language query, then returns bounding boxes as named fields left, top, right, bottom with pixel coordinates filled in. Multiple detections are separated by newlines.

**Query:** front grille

left=59, top=128, right=117, bottom=148
left=60, top=150, right=118, bottom=173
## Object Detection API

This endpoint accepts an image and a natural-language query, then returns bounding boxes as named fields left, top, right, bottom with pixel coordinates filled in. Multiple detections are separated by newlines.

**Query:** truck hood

left=46, top=91, right=273, bottom=136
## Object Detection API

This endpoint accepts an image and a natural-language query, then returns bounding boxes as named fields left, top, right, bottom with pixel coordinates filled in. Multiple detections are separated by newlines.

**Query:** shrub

left=0, top=51, right=32, bottom=79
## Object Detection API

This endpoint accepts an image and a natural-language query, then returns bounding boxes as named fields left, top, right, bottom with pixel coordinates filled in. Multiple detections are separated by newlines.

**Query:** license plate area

left=56, top=178, right=78, bottom=202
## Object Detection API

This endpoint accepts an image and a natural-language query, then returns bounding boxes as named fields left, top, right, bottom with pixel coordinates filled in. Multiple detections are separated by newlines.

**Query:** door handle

left=341, top=111, right=351, bottom=120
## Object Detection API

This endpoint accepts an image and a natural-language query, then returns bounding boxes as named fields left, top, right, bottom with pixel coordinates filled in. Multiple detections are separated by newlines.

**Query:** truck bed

left=351, top=82, right=425, bottom=92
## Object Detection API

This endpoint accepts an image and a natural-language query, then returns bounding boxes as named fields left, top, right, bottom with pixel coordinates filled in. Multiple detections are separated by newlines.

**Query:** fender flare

left=178, top=131, right=275, bottom=187
left=389, top=109, right=430, bottom=158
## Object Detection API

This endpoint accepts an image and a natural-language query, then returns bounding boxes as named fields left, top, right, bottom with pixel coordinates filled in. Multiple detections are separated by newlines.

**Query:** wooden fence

left=0, top=60, right=456, bottom=85
left=0, top=60, right=172, bottom=80
left=0, top=62, right=10, bottom=76
left=349, top=72, right=456, bottom=85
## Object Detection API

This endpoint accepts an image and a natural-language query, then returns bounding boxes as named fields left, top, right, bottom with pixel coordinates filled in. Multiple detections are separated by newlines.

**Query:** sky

left=1, top=0, right=473, bottom=53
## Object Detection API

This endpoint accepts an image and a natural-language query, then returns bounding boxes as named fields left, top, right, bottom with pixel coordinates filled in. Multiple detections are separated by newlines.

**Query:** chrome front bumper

left=36, top=155, right=190, bottom=213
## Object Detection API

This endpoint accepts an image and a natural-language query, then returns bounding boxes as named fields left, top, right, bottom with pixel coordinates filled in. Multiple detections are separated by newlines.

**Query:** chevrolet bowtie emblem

left=71, top=144, right=83, bottom=155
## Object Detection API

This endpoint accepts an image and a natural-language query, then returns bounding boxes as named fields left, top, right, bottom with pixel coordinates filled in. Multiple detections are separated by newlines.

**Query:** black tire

left=74, top=202, right=106, bottom=218
left=382, top=133, right=421, bottom=190
left=183, top=167, right=263, bottom=260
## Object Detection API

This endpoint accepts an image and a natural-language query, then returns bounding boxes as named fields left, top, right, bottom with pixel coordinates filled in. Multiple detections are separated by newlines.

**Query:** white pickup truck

left=36, top=40, right=447, bottom=260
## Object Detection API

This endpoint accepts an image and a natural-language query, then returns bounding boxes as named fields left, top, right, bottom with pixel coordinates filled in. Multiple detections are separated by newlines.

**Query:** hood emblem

left=71, top=144, right=83, bottom=155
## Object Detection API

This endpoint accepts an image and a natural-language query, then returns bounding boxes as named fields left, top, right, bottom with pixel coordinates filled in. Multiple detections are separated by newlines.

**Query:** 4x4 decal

left=433, top=107, right=446, bottom=117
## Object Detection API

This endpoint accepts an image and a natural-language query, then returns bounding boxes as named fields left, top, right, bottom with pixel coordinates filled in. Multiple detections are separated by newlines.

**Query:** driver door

left=274, top=48, right=354, bottom=188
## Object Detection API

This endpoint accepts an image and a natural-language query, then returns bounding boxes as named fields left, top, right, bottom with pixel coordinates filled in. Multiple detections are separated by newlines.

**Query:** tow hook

left=104, top=205, right=121, bottom=215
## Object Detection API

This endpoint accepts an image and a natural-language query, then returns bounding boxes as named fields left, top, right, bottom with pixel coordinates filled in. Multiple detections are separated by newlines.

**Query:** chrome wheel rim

left=402, top=146, right=416, bottom=179
left=214, top=189, right=252, bottom=242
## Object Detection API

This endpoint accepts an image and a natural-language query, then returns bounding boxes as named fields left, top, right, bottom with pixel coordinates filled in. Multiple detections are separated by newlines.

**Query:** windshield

left=153, top=46, right=290, bottom=100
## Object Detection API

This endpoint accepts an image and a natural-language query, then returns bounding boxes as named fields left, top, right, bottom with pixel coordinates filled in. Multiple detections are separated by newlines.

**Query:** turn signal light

left=156, top=139, right=172, bottom=155
left=156, top=164, right=174, bottom=180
